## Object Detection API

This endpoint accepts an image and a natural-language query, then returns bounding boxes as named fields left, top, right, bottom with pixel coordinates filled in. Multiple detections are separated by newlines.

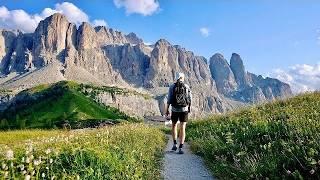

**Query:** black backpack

left=172, top=81, right=190, bottom=107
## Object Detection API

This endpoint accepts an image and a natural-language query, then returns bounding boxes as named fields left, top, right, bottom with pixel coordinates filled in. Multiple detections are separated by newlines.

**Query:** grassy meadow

left=0, top=81, right=139, bottom=129
left=0, top=124, right=166, bottom=179
left=188, top=92, right=320, bottom=179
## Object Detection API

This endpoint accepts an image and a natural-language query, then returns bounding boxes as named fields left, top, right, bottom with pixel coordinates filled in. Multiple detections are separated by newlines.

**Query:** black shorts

left=171, top=111, right=188, bottom=123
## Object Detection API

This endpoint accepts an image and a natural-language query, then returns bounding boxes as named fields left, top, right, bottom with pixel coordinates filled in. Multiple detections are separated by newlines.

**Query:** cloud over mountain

left=270, top=63, right=320, bottom=93
left=0, top=2, right=107, bottom=33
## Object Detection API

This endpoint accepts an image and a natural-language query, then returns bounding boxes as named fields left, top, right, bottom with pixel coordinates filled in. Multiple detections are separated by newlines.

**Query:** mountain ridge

left=0, top=13, right=292, bottom=117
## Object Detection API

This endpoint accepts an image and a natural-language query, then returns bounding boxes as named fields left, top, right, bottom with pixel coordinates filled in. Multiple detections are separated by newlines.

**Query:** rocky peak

left=154, top=39, right=171, bottom=47
left=230, top=53, right=250, bottom=88
left=77, top=22, right=98, bottom=49
left=209, top=53, right=237, bottom=94
left=125, top=32, right=143, bottom=44
left=32, top=13, right=74, bottom=66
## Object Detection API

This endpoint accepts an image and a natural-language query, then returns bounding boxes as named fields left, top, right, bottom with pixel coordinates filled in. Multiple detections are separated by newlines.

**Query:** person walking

left=165, top=72, right=192, bottom=154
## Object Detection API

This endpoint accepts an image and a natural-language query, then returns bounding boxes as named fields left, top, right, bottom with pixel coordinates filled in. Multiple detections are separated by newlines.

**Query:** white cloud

left=113, top=0, right=160, bottom=16
left=200, top=27, right=210, bottom=37
left=92, top=19, right=108, bottom=27
left=0, top=2, right=107, bottom=33
left=270, top=63, right=320, bottom=94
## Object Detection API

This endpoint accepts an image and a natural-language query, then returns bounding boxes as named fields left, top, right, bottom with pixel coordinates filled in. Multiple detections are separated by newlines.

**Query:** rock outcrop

left=0, top=13, right=292, bottom=117
left=209, top=53, right=237, bottom=94
left=209, top=53, right=292, bottom=103
left=230, top=53, right=250, bottom=88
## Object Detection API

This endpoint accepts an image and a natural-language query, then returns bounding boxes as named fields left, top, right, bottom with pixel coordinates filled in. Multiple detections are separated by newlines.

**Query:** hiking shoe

left=178, top=148, right=184, bottom=154
left=171, top=145, right=177, bottom=151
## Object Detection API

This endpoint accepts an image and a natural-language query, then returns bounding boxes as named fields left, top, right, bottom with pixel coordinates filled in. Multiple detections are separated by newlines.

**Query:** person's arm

left=166, top=86, right=173, bottom=116
left=188, top=87, right=192, bottom=113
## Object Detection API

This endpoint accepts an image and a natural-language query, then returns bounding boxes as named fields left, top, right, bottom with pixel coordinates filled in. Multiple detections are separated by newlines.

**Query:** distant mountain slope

left=0, top=13, right=292, bottom=117
left=0, top=81, right=139, bottom=129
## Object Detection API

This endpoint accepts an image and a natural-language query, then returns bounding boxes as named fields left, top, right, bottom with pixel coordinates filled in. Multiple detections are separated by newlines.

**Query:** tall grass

left=188, top=92, right=320, bottom=179
left=0, top=124, right=166, bottom=179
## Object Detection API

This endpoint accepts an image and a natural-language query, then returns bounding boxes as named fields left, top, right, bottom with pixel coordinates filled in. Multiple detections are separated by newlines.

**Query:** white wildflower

left=25, top=157, right=30, bottom=163
left=4, top=171, right=8, bottom=178
left=31, top=170, right=35, bottom=176
left=25, top=174, right=31, bottom=180
left=46, top=166, right=49, bottom=170
left=49, top=159, right=53, bottom=164
left=6, top=149, right=14, bottom=160
left=20, top=164, right=25, bottom=171
left=45, top=148, right=51, bottom=155
left=33, top=160, right=40, bottom=166
left=42, top=172, right=45, bottom=178
left=21, top=157, right=25, bottom=162
left=1, top=163, right=6, bottom=169
left=22, top=170, right=27, bottom=175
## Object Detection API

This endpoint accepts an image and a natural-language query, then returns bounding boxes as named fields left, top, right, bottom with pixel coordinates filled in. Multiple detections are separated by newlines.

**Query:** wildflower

left=20, top=164, right=25, bottom=171
left=1, top=163, right=6, bottom=170
left=42, top=173, right=46, bottom=178
left=6, top=149, right=14, bottom=160
left=10, top=162, right=13, bottom=167
left=25, top=174, right=31, bottom=180
left=33, top=160, right=40, bottom=166
left=25, top=157, right=30, bottom=163
left=22, top=157, right=25, bottom=162
left=22, top=170, right=27, bottom=175
left=286, top=170, right=291, bottom=175
left=31, top=170, right=35, bottom=176
left=310, top=169, right=315, bottom=174
left=49, top=158, right=53, bottom=164
left=46, top=166, right=49, bottom=170
left=45, top=148, right=51, bottom=155
left=4, top=171, right=8, bottom=178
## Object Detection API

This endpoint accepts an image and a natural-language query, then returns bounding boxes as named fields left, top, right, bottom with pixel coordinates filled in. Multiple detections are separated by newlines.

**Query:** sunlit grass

left=0, top=129, right=62, bottom=145
left=188, top=92, right=320, bottom=179
left=0, top=123, right=166, bottom=179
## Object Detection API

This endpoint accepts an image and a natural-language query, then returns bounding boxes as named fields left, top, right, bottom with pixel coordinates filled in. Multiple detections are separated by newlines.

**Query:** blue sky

left=1, top=0, right=320, bottom=92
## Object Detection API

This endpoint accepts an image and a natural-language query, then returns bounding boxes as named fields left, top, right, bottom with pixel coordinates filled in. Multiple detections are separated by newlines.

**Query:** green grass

left=0, top=124, right=166, bottom=179
left=0, top=129, right=62, bottom=145
left=0, top=81, right=138, bottom=129
left=188, top=92, right=320, bottom=179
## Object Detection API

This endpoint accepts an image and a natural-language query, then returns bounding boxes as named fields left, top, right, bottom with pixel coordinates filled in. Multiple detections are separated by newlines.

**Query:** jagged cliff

left=0, top=13, right=292, bottom=117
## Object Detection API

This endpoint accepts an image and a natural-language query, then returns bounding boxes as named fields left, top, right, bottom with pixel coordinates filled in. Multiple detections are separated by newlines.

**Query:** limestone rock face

left=103, top=43, right=150, bottom=86
left=33, top=13, right=73, bottom=66
left=0, top=30, right=17, bottom=74
left=209, top=53, right=237, bottom=94
left=146, top=39, right=213, bottom=89
left=230, top=53, right=250, bottom=88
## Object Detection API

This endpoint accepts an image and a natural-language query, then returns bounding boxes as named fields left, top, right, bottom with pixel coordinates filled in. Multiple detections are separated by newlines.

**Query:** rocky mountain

left=0, top=13, right=292, bottom=118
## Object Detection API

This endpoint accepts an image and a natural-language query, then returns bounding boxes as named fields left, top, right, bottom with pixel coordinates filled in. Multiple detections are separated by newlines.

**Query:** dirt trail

left=161, top=135, right=214, bottom=180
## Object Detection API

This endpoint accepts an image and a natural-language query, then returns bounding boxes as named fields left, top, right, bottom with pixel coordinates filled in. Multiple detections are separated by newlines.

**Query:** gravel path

left=161, top=135, right=214, bottom=180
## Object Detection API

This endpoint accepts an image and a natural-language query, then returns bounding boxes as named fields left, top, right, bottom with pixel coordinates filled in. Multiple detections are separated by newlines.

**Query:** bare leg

left=172, top=122, right=178, bottom=142
left=179, top=122, right=187, bottom=145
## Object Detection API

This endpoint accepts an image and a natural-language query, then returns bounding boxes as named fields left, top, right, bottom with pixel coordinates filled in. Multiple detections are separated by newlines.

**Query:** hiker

left=165, top=72, right=192, bottom=154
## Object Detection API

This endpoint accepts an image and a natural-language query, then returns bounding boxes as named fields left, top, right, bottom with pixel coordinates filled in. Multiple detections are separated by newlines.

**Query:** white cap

left=175, top=72, right=185, bottom=81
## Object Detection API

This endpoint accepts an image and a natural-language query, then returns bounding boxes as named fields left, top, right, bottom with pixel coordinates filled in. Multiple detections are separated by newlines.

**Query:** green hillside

left=0, top=81, right=137, bottom=129
left=188, top=92, right=320, bottom=179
